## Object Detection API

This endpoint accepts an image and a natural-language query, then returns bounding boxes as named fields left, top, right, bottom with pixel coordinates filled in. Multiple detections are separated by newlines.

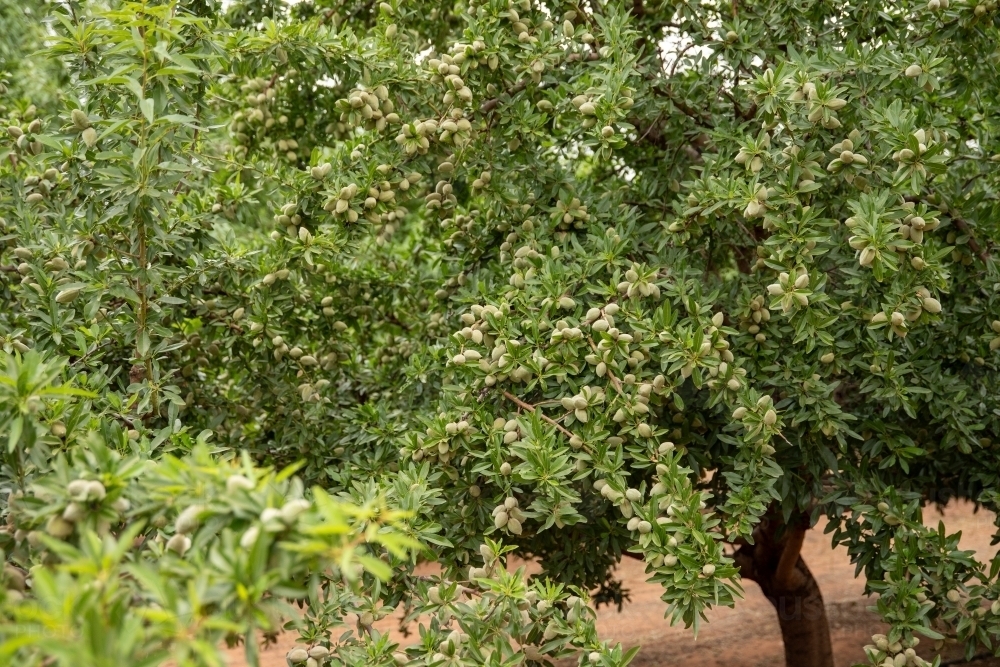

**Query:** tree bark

left=733, top=512, right=834, bottom=667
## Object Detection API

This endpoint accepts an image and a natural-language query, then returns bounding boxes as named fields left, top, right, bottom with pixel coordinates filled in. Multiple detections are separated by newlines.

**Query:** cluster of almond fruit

left=427, top=54, right=475, bottom=106
left=482, top=0, right=553, bottom=45
left=227, top=76, right=306, bottom=161
left=321, top=170, right=419, bottom=226
left=284, top=645, right=331, bottom=666
left=266, top=334, right=319, bottom=366
left=595, top=452, right=727, bottom=579
left=33, top=479, right=129, bottom=546
left=410, top=417, right=476, bottom=464
left=826, top=135, right=869, bottom=173
left=863, top=634, right=930, bottom=667
left=988, top=320, right=1000, bottom=351
left=616, top=264, right=661, bottom=299
left=737, top=294, right=774, bottom=344
left=334, top=84, right=400, bottom=132
left=766, top=269, right=812, bottom=313
left=405, top=543, right=596, bottom=666
left=735, top=131, right=770, bottom=173
left=552, top=196, right=591, bottom=231
left=425, top=175, right=459, bottom=212
left=804, top=89, right=848, bottom=129
left=5, top=103, right=46, bottom=155
left=868, top=288, right=942, bottom=338
left=742, top=184, right=771, bottom=219
left=440, top=211, right=479, bottom=248
left=558, top=385, right=606, bottom=424
left=7, top=245, right=89, bottom=307
left=491, top=496, right=526, bottom=534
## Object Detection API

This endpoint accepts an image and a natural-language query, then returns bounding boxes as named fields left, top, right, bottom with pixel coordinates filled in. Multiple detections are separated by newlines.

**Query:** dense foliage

left=2, top=0, right=1000, bottom=665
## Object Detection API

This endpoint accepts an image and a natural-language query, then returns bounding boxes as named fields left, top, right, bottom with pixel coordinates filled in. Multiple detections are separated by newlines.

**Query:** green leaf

left=140, top=98, right=154, bottom=123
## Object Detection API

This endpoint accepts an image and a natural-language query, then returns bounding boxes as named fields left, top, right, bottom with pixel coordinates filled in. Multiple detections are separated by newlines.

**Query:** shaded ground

left=226, top=501, right=1000, bottom=666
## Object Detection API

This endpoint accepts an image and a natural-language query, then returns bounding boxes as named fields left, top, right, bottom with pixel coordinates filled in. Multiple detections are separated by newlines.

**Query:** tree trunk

left=733, top=512, right=834, bottom=667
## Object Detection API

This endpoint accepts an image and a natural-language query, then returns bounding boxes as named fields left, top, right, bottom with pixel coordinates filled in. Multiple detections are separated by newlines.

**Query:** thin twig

left=501, top=391, right=575, bottom=439
left=668, top=41, right=698, bottom=79
left=734, top=217, right=757, bottom=244
left=633, top=113, right=665, bottom=147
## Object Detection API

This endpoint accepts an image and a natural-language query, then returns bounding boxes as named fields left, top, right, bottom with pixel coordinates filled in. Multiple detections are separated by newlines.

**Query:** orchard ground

left=226, top=501, right=1000, bottom=667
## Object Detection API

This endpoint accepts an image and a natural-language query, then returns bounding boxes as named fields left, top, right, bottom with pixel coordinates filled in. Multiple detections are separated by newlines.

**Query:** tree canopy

left=2, top=0, right=1000, bottom=665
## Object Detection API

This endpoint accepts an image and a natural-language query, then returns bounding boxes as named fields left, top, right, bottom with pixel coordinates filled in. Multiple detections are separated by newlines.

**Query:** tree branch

left=774, top=525, right=806, bottom=589
left=501, top=390, right=575, bottom=439
left=720, top=88, right=755, bottom=122
left=952, top=216, right=991, bottom=264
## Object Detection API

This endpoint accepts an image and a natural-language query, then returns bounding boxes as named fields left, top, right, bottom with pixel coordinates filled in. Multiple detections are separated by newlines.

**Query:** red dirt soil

left=225, top=501, right=1000, bottom=667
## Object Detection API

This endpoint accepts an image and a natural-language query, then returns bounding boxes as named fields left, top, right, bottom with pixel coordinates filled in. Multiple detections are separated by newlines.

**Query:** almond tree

left=2, top=0, right=1000, bottom=666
